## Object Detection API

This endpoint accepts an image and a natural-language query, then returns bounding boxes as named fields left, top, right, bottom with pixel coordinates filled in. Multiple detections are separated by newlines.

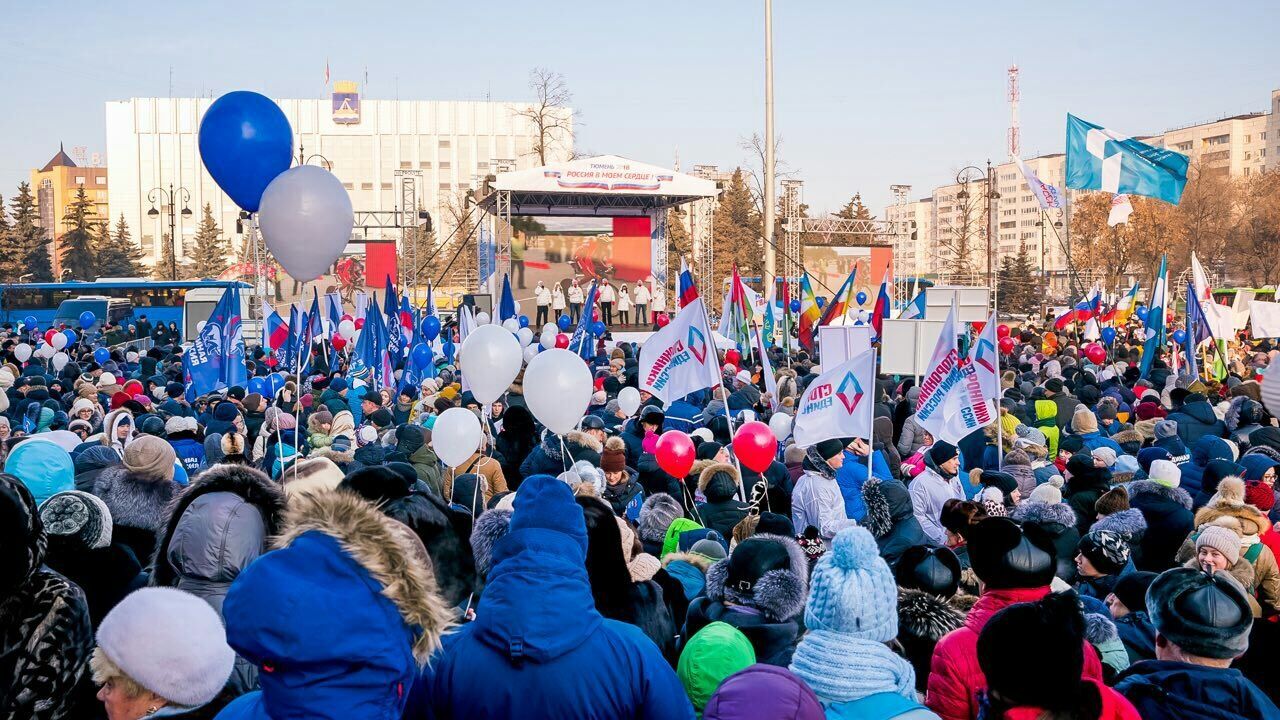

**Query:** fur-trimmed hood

left=307, top=444, right=355, bottom=467
left=860, top=477, right=894, bottom=539
left=897, top=587, right=967, bottom=643
left=689, top=458, right=718, bottom=481
left=1010, top=499, right=1078, bottom=529
left=1194, top=477, right=1272, bottom=537
left=1125, top=479, right=1193, bottom=510
left=93, top=465, right=179, bottom=533
left=662, top=550, right=715, bottom=573
left=151, top=463, right=285, bottom=588
left=697, top=461, right=740, bottom=502
left=1091, top=507, right=1148, bottom=542
left=538, top=429, right=602, bottom=462
left=704, top=532, right=808, bottom=621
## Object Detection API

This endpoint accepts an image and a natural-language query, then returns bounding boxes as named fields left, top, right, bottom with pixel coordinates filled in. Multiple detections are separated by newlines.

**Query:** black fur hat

left=705, top=533, right=808, bottom=621
left=1147, top=567, right=1253, bottom=659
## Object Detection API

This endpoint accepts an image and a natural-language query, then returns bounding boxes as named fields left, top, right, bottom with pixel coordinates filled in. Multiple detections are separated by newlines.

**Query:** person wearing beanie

left=600, top=436, right=644, bottom=522
left=91, top=587, right=236, bottom=718
left=1095, top=486, right=1130, bottom=518
left=1001, top=447, right=1038, bottom=498
left=1090, top=445, right=1118, bottom=469
left=927, top=518, right=1103, bottom=720
left=92, top=434, right=181, bottom=566
left=410, top=475, right=693, bottom=719
left=701, top=664, right=825, bottom=720
left=39, top=489, right=146, bottom=628
left=1028, top=480, right=1064, bottom=505
left=1180, top=476, right=1280, bottom=615
left=677, top=622, right=756, bottom=716
left=695, top=462, right=750, bottom=539
left=910, top=441, right=966, bottom=546
left=788, top=527, right=925, bottom=716
left=792, top=438, right=859, bottom=547
left=1106, top=571, right=1159, bottom=665
left=1074, top=530, right=1132, bottom=599
left=684, top=533, right=810, bottom=667
left=1064, top=453, right=1113, bottom=535
left=974, top=469, right=1020, bottom=517
left=638, top=492, right=684, bottom=556
left=1044, top=377, right=1078, bottom=427
left=1114, top=567, right=1277, bottom=720
left=0, top=474, right=92, bottom=720
left=977, top=593, right=1140, bottom=720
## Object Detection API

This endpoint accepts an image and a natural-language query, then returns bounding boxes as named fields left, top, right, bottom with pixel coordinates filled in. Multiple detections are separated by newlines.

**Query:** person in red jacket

left=926, top=517, right=1103, bottom=720
left=977, top=591, right=1141, bottom=720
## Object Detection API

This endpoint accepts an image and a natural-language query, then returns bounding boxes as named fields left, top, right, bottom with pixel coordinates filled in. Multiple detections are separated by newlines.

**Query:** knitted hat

left=811, top=438, right=844, bottom=462
left=894, top=545, right=961, bottom=598
left=1058, top=435, right=1085, bottom=456
left=1094, top=486, right=1129, bottom=516
left=95, top=587, right=236, bottom=707
left=1146, top=567, right=1253, bottom=659
left=928, top=441, right=958, bottom=465
left=1245, top=480, right=1275, bottom=511
left=1090, top=446, right=1117, bottom=468
left=1196, top=524, right=1241, bottom=565
left=800, top=526, right=898, bottom=640
left=367, top=408, right=393, bottom=428
left=690, top=538, right=728, bottom=562
left=1028, top=482, right=1063, bottom=505
left=979, top=471, right=1018, bottom=499
left=1071, top=406, right=1098, bottom=434
left=1154, top=419, right=1179, bottom=440
left=122, top=435, right=176, bottom=482
left=678, top=622, right=756, bottom=714
left=1147, top=459, right=1182, bottom=488
left=967, top=517, right=1056, bottom=590
left=1045, top=378, right=1064, bottom=394
left=977, top=592, right=1086, bottom=712
left=1111, top=570, right=1158, bottom=613
left=755, top=511, right=795, bottom=538
left=1077, top=530, right=1130, bottom=576
left=39, top=490, right=112, bottom=549
left=600, top=436, right=627, bottom=473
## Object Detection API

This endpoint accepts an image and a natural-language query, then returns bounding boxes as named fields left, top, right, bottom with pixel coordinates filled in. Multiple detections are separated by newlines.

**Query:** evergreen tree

left=188, top=204, right=231, bottom=279
left=835, top=192, right=875, bottom=221
left=11, top=183, right=53, bottom=282
left=0, top=193, right=14, bottom=280
left=153, top=234, right=187, bottom=280
left=60, top=186, right=99, bottom=281
left=711, top=169, right=763, bottom=307
left=95, top=215, right=146, bottom=278
left=997, top=244, right=1041, bottom=316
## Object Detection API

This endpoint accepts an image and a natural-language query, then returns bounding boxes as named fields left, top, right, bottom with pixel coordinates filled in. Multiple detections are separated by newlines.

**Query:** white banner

left=640, top=298, right=719, bottom=404
left=793, top=349, right=877, bottom=447
left=969, top=311, right=1000, bottom=401
left=916, top=306, right=995, bottom=444
left=1250, top=301, right=1280, bottom=339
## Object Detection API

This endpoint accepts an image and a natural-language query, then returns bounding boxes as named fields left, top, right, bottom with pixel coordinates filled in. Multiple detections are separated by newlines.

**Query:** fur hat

left=1146, top=567, right=1253, bottom=659
left=638, top=493, right=683, bottom=544
left=220, top=432, right=246, bottom=458
left=94, top=587, right=235, bottom=707
left=470, top=508, right=512, bottom=580
left=40, top=490, right=112, bottom=549
left=122, top=435, right=176, bottom=482
left=705, top=533, right=808, bottom=621
left=600, top=436, right=627, bottom=473
left=967, top=517, right=1056, bottom=590
left=1095, top=486, right=1130, bottom=516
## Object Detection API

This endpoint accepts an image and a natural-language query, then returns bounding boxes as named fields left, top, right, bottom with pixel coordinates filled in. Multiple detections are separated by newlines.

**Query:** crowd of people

left=533, top=277, right=660, bottom=328
left=2, top=312, right=1280, bottom=720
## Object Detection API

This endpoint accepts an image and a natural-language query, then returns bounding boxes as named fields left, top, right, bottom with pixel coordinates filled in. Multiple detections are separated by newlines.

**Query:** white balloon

left=459, top=324, right=522, bottom=404
left=433, top=407, right=483, bottom=468
left=517, top=327, right=534, bottom=347
left=50, top=332, right=68, bottom=350
left=14, top=343, right=31, bottom=362
left=51, top=351, right=69, bottom=371
left=338, top=319, right=357, bottom=339
left=196, top=320, right=207, bottom=333
left=37, top=343, right=55, bottom=359
left=475, top=311, right=491, bottom=325
left=502, top=318, right=520, bottom=332
left=524, top=349, right=593, bottom=435
left=768, top=413, right=793, bottom=442
left=542, top=323, right=558, bottom=338
left=522, top=345, right=540, bottom=364
left=540, top=329, right=558, bottom=350
left=258, top=165, right=354, bottom=282
left=618, top=386, right=642, bottom=416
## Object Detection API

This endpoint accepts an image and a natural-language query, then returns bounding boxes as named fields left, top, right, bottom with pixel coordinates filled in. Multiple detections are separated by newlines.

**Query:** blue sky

left=1, top=1, right=1275, bottom=214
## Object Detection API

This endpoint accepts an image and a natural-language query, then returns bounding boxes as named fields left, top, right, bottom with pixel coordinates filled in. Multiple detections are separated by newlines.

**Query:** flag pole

left=993, top=288, right=1003, bottom=471
left=697, top=297, right=743, bottom=494
left=866, top=342, right=877, bottom=480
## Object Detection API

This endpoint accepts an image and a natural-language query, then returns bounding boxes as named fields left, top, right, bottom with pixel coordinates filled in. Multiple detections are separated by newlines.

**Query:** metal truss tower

left=781, top=179, right=804, bottom=297
left=1008, top=65, right=1020, bottom=158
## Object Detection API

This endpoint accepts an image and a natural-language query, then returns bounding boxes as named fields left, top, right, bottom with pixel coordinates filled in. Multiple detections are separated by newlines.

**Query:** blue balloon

left=198, top=91, right=294, bottom=212
left=420, top=315, right=441, bottom=342
left=78, top=310, right=96, bottom=329
left=1135, top=306, right=1149, bottom=321
left=62, top=329, right=78, bottom=347
left=1172, top=329, right=1188, bottom=345
left=558, top=314, right=573, bottom=331
left=267, top=373, right=286, bottom=395
left=1100, top=327, right=1117, bottom=345
left=789, top=299, right=801, bottom=313
left=591, top=321, right=607, bottom=336
left=248, top=376, right=269, bottom=396
left=518, top=315, right=530, bottom=328
left=856, top=291, right=868, bottom=305
left=816, top=297, right=826, bottom=308
left=93, top=347, right=110, bottom=364
left=23, top=315, right=36, bottom=329
left=411, top=343, right=432, bottom=369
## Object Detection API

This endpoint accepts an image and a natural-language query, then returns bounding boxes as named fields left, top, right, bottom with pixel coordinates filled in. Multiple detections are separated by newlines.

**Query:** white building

left=1266, top=89, right=1279, bottom=172
left=1145, top=112, right=1268, bottom=178
left=105, top=89, right=572, bottom=266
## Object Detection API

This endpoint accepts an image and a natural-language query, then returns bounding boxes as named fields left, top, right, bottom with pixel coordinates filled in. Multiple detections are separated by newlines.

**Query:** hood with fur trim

left=704, top=532, right=808, bottom=621
left=897, top=588, right=967, bottom=643
left=1194, top=477, right=1271, bottom=537
left=1125, top=479, right=1193, bottom=510
left=662, top=551, right=716, bottom=573
left=307, top=444, right=355, bottom=467
left=1009, top=500, right=1078, bottom=529
left=859, top=477, right=894, bottom=539
left=1091, top=507, right=1148, bottom=542
left=93, top=465, right=179, bottom=533
left=697, top=462, right=741, bottom=503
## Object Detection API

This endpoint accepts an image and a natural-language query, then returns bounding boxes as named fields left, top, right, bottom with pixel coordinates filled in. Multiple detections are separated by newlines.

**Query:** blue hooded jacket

left=412, top=474, right=693, bottom=720
left=1179, top=436, right=1234, bottom=500
left=835, top=449, right=892, bottom=522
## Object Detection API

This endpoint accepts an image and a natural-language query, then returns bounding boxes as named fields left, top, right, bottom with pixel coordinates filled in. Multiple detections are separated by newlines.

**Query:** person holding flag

left=187, top=284, right=247, bottom=396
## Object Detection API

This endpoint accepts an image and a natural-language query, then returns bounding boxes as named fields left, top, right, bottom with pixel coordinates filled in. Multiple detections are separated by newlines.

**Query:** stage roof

left=478, top=155, right=720, bottom=217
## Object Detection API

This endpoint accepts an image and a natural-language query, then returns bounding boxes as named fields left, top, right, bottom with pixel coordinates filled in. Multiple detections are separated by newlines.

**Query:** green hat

left=677, top=622, right=756, bottom=714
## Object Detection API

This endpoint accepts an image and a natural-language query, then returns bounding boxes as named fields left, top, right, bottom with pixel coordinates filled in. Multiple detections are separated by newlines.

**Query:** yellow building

left=31, top=144, right=108, bottom=278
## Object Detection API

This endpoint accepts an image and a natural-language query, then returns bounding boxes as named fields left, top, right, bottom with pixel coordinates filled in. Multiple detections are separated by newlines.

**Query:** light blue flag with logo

left=187, top=285, right=247, bottom=396
left=1139, top=255, right=1168, bottom=380
left=1066, top=114, right=1189, bottom=205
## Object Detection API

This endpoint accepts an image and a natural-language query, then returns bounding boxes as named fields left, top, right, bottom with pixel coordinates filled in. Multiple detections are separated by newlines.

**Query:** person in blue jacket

left=835, top=437, right=893, bottom=523
left=414, top=474, right=693, bottom=720
left=1068, top=406, right=1124, bottom=456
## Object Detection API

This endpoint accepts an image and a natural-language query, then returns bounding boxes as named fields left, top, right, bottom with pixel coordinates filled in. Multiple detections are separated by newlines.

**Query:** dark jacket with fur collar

left=694, top=462, right=749, bottom=538
left=682, top=533, right=808, bottom=666
left=93, top=465, right=181, bottom=569
left=518, top=430, right=602, bottom=479
left=861, top=477, right=930, bottom=566
left=1010, top=500, right=1080, bottom=583
left=1125, top=479, right=1194, bottom=572
left=897, top=588, right=967, bottom=693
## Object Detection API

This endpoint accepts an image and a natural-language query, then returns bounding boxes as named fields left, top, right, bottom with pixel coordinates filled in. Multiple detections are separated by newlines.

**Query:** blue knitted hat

left=803, top=525, right=898, bottom=642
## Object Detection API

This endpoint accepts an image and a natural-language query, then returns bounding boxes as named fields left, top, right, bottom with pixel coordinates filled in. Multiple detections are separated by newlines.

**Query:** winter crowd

left=3, top=320, right=1280, bottom=720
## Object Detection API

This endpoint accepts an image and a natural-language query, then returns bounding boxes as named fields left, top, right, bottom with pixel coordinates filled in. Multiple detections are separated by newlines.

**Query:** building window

left=1203, top=134, right=1230, bottom=147
left=381, top=183, right=393, bottom=190
left=400, top=161, right=412, bottom=169
left=439, top=140, right=451, bottom=149
left=1245, top=135, right=1251, bottom=143
left=419, top=161, right=432, bottom=169
left=75, top=176, right=85, bottom=184
left=1174, top=142, right=1193, bottom=152
left=96, top=176, right=106, bottom=185
left=360, top=182, right=373, bottom=190
left=438, top=183, right=451, bottom=191
left=439, top=161, right=451, bottom=170
left=342, top=182, right=354, bottom=190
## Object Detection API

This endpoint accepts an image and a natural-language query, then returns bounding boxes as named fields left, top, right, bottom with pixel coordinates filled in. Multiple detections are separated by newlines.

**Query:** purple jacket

left=702, top=664, right=824, bottom=720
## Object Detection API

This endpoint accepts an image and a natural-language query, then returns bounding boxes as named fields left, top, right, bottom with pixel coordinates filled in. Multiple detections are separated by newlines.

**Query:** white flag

left=640, top=298, right=719, bottom=404
left=1107, top=194, right=1133, bottom=226
left=1191, top=252, right=1234, bottom=340
left=969, top=311, right=1000, bottom=401
left=792, top=348, right=877, bottom=447
left=1015, top=156, right=1064, bottom=211
left=916, top=306, right=995, bottom=444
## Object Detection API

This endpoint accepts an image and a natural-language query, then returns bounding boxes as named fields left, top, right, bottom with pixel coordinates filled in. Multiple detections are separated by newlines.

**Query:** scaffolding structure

left=780, top=179, right=804, bottom=297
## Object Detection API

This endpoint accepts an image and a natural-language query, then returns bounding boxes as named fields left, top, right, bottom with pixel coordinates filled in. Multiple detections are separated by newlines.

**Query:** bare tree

left=933, top=184, right=984, bottom=285
left=514, top=68, right=576, bottom=165
left=1233, top=170, right=1280, bottom=287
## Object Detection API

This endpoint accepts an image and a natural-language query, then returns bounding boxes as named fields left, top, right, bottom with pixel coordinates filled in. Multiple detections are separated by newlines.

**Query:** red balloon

left=998, top=336, right=1016, bottom=355
left=724, top=348, right=742, bottom=366
left=996, top=324, right=1011, bottom=339
left=733, top=420, right=778, bottom=474
left=43, top=329, right=57, bottom=344
left=554, top=333, right=570, bottom=349
left=1085, top=343, right=1106, bottom=365
left=341, top=314, right=353, bottom=323
left=654, top=312, right=670, bottom=328
left=330, top=335, right=347, bottom=351
left=354, top=318, right=365, bottom=330
left=655, top=431, right=696, bottom=478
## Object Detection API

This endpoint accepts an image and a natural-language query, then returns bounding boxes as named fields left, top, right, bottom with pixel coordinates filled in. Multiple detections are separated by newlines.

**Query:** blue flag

left=309, top=288, right=326, bottom=370
left=568, top=280, right=599, bottom=359
left=1139, top=256, right=1168, bottom=380
left=325, top=291, right=342, bottom=333
left=384, top=275, right=402, bottom=362
left=1066, top=114, right=1189, bottom=205
left=187, top=285, right=247, bottom=395
left=499, top=274, right=516, bottom=322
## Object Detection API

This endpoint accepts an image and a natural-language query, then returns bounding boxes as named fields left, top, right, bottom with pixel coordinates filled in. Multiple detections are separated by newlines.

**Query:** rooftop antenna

left=1007, top=64, right=1020, bottom=159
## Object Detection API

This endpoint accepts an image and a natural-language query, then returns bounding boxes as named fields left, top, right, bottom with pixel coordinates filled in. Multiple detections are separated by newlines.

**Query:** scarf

left=804, top=445, right=838, bottom=482
left=789, top=630, right=916, bottom=704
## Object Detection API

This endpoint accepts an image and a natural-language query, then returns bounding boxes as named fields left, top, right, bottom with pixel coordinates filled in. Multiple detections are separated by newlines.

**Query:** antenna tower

left=1007, top=65, right=1020, bottom=158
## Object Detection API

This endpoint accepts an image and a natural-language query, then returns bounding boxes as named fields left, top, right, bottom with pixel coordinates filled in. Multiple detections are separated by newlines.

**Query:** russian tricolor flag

left=1053, top=286, right=1102, bottom=330
left=261, top=300, right=289, bottom=352
left=678, top=257, right=699, bottom=308
left=871, top=274, right=891, bottom=340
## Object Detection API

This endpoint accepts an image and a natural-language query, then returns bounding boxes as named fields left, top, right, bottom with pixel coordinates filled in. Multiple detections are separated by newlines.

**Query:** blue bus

left=0, top=279, right=254, bottom=341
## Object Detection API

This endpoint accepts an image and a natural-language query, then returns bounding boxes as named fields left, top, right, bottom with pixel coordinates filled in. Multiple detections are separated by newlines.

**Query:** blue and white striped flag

left=1066, top=114, right=1189, bottom=205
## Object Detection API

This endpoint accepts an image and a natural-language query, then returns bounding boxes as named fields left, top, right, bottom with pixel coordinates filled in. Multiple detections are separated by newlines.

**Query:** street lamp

left=147, top=184, right=192, bottom=281
left=298, top=144, right=333, bottom=171
left=1035, top=214, right=1064, bottom=318
left=955, top=161, right=1001, bottom=289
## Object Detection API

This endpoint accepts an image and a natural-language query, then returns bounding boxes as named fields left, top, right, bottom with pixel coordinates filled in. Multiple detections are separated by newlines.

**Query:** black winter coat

left=1064, top=465, right=1112, bottom=535
left=1167, top=399, right=1228, bottom=447
left=1126, top=480, right=1194, bottom=572
left=1115, top=660, right=1279, bottom=720
left=860, top=477, right=931, bottom=566
left=42, top=539, right=145, bottom=627
left=740, top=460, right=793, bottom=519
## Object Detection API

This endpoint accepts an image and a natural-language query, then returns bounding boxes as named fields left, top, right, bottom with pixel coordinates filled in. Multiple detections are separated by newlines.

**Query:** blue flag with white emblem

left=1066, top=114, right=1189, bottom=204
left=187, top=285, right=247, bottom=396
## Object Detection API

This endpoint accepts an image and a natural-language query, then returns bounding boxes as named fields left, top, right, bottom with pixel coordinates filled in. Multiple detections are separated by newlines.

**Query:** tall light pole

left=147, top=184, right=192, bottom=281
left=762, top=0, right=776, bottom=290
left=954, top=161, right=1000, bottom=289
